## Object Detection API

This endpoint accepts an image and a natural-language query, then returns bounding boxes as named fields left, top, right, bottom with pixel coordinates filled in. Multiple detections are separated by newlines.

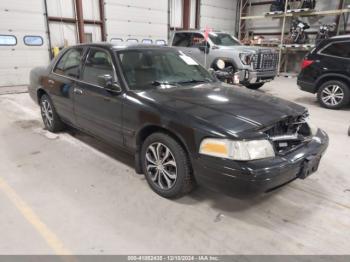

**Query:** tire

left=141, top=132, right=194, bottom=198
left=317, top=80, right=350, bottom=109
left=245, top=83, right=264, bottom=90
left=39, top=94, right=65, bottom=132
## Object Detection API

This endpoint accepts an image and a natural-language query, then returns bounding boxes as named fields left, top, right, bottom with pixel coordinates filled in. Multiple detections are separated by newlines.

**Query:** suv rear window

left=321, top=41, right=350, bottom=58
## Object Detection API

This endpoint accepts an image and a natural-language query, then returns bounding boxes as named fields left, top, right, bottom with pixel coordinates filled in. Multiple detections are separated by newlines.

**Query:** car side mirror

left=97, top=74, right=122, bottom=94
left=198, top=45, right=210, bottom=54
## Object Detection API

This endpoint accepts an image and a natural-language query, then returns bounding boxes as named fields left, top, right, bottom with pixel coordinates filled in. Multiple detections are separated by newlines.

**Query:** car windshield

left=117, top=49, right=214, bottom=90
left=209, top=33, right=241, bottom=46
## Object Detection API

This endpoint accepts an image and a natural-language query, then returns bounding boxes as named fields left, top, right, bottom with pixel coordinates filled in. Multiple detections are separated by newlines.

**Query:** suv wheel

left=317, top=80, right=350, bottom=109
left=40, top=94, right=65, bottom=132
left=246, top=83, right=264, bottom=90
left=141, top=133, right=194, bottom=198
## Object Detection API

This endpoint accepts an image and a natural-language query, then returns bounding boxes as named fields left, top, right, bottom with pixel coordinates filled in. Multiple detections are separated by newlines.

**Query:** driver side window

left=81, top=48, right=115, bottom=86
left=191, top=33, right=208, bottom=48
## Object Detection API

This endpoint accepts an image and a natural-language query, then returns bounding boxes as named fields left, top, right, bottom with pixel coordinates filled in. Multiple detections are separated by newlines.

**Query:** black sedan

left=29, top=43, right=328, bottom=198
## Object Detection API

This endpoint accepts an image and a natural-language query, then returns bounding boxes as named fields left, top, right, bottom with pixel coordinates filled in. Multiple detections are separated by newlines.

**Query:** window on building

left=111, top=38, right=123, bottom=43
left=82, top=48, right=115, bottom=86
left=321, top=42, right=350, bottom=58
left=23, top=36, right=43, bottom=46
left=0, top=35, right=17, bottom=46
left=84, top=33, right=93, bottom=43
left=54, top=48, right=84, bottom=78
left=156, top=40, right=166, bottom=45
left=142, top=39, right=153, bottom=44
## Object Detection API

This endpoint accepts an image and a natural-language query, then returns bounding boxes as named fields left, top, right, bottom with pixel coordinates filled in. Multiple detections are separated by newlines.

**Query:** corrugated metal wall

left=0, top=0, right=50, bottom=87
left=105, top=0, right=169, bottom=44
left=200, top=0, right=238, bottom=33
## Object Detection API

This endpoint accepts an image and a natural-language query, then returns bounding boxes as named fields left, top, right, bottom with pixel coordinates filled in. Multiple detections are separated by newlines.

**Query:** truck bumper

left=237, top=69, right=277, bottom=85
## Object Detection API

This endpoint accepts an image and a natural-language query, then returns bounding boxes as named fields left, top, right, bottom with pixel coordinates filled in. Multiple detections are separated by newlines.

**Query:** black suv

left=297, top=35, right=350, bottom=109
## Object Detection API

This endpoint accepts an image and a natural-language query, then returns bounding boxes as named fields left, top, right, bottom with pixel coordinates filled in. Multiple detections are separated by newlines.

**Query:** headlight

left=199, top=138, right=275, bottom=161
left=239, top=53, right=253, bottom=65
left=216, top=59, right=226, bottom=70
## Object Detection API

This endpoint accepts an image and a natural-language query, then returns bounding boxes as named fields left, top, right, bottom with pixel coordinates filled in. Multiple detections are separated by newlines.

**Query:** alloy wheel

left=145, top=142, right=177, bottom=190
left=41, top=99, right=54, bottom=128
left=321, top=85, right=345, bottom=106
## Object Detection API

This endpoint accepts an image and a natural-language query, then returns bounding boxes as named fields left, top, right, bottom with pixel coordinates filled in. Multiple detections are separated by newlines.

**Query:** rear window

left=0, top=35, right=17, bottom=46
left=321, top=41, right=350, bottom=58
left=172, top=33, right=191, bottom=47
left=24, top=35, right=43, bottom=46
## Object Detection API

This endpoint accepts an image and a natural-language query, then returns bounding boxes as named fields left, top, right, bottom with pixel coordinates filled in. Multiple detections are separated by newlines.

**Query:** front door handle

left=48, top=79, right=55, bottom=85
left=73, top=87, right=83, bottom=95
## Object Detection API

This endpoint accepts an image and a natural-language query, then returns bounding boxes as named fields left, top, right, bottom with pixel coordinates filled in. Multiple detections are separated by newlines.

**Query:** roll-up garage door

left=105, top=0, right=168, bottom=45
left=0, top=0, right=50, bottom=87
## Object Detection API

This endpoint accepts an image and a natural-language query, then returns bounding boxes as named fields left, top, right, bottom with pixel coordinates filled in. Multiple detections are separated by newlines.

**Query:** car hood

left=216, top=45, right=275, bottom=53
left=135, top=82, right=306, bottom=136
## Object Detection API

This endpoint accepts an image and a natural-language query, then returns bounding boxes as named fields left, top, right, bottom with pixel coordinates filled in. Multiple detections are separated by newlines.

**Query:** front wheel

left=141, top=133, right=195, bottom=198
left=317, top=80, right=350, bottom=109
left=40, top=94, right=65, bottom=132
left=245, top=83, right=264, bottom=90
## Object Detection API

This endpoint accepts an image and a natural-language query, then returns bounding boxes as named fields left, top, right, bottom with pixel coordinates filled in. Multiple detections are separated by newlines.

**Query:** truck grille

left=263, top=114, right=312, bottom=154
left=253, top=51, right=279, bottom=71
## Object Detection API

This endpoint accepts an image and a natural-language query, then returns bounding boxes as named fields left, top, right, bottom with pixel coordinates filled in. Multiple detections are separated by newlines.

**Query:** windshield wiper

left=151, top=81, right=173, bottom=86
left=174, top=79, right=211, bottom=85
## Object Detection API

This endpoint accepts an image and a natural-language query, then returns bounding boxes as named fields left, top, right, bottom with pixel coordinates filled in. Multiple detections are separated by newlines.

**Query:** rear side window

left=54, top=48, right=84, bottom=78
left=172, top=33, right=191, bottom=47
left=0, top=35, right=17, bottom=46
left=321, top=41, right=350, bottom=58
left=82, top=48, right=115, bottom=86
left=24, top=36, right=43, bottom=46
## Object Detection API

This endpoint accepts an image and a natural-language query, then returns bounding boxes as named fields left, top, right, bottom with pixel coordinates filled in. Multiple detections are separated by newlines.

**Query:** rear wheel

left=245, top=83, right=264, bottom=90
left=40, top=94, right=65, bottom=132
left=317, top=80, right=350, bottom=109
left=141, top=133, right=194, bottom=198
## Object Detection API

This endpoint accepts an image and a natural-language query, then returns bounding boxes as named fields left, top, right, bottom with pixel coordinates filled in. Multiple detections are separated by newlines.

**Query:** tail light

left=301, top=59, right=314, bottom=70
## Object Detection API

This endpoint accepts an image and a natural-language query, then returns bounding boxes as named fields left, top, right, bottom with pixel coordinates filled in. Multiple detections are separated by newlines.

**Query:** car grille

left=252, top=51, right=279, bottom=71
left=263, top=114, right=312, bottom=154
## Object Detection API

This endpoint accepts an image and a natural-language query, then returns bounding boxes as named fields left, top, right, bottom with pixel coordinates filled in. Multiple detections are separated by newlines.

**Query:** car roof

left=72, top=42, right=173, bottom=51
left=173, top=29, right=226, bottom=34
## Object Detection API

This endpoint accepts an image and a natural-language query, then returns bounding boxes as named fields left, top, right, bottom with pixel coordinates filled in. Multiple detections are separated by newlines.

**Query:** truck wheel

left=141, top=132, right=195, bottom=198
left=246, top=83, right=264, bottom=90
left=317, top=80, right=350, bottom=109
left=40, top=94, right=65, bottom=132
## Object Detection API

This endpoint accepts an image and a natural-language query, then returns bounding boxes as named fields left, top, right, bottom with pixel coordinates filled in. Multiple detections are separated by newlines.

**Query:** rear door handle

left=48, top=79, right=55, bottom=84
left=73, top=87, right=83, bottom=95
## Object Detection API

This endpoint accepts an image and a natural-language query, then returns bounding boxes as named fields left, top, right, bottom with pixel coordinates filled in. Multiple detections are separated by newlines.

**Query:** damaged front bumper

left=192, top=129, right=329, bottom=198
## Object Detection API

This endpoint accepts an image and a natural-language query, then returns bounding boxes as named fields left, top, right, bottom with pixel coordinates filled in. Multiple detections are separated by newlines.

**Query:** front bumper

left=192, top=129, right=329, bottom=197
left=237, top=69, right=277, bottom=84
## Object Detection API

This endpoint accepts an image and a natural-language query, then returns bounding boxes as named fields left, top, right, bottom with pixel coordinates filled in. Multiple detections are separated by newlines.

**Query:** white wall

left=0, top=0, right=50, bottom=86
left=105, top=0, right=169, bottom=44
left=200, top=0, right=238, bottom=34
